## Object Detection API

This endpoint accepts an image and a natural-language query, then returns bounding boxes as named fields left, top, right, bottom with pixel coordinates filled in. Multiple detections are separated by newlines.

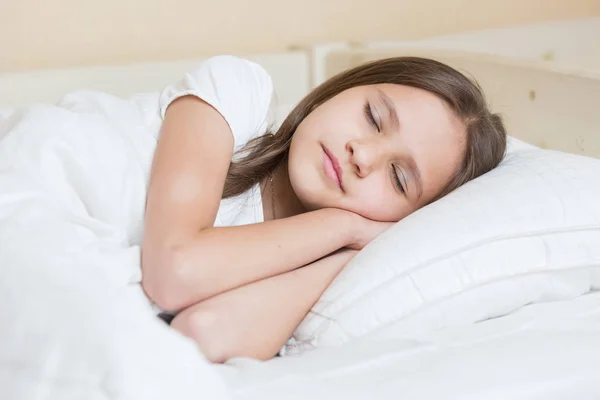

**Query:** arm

left=142, top=95, right=359, bottom=312
left=170, top=249, right=358, bottom=363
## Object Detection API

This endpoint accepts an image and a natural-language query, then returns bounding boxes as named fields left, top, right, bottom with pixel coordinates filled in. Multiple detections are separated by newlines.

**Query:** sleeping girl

left=140, top=55, right=507, bottom=363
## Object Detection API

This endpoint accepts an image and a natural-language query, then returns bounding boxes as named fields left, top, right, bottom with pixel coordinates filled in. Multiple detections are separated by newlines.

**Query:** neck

left=262, top=161, right=306, bottom=221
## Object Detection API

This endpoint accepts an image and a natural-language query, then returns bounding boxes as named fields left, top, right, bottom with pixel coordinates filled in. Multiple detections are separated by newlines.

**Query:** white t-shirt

left=158, top=55, right=276, bottom=227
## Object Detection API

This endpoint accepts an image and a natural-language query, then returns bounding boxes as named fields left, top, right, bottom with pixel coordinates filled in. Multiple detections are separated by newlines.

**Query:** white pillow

left=285, top=138, right=600, bottom=354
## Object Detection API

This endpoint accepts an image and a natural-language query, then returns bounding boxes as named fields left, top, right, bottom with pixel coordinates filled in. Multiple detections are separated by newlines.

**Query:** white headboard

left=0, top=51, right=311, bottom=112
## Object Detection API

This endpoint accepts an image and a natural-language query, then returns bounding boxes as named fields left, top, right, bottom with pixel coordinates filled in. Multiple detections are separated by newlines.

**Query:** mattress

left=217, top=291, right=600, bottom=399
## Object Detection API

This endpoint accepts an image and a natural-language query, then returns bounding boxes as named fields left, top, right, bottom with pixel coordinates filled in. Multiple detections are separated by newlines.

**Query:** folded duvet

left=0, top=91, right=230, bottom=399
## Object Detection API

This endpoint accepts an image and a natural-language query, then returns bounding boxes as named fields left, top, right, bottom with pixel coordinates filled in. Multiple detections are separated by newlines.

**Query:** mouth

left=322, top=145, right=344, bottom=191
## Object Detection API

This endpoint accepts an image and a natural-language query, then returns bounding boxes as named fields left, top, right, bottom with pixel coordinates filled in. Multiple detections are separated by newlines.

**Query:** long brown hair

left=223, top=57, right=507, bottom=203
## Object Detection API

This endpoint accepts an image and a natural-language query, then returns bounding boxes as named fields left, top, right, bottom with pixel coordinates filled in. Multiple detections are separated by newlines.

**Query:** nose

left=346, top=139, right=383, bottom=178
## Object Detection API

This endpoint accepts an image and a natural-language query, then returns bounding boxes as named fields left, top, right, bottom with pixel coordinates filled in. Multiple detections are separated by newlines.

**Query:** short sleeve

left=159, top=55, right=274, bottom=152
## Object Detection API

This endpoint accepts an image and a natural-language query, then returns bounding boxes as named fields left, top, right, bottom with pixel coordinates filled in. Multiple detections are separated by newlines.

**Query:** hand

left=347, top=214, right=396, bottom=250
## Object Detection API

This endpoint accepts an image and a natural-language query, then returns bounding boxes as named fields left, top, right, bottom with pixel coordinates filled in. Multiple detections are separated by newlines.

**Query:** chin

left=288, top=165, right=321, bottom=209
left=294, top=179, right=345, bottom=212
left=291, top=184, right=335, bottom=214
left=291, top=184, right=324, bottom=212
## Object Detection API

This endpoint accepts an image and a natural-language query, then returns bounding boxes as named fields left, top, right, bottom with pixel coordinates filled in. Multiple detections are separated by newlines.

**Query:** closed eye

left=364, top=102, right=380, bottom=132
left=391, top=165, right=406, bottom=195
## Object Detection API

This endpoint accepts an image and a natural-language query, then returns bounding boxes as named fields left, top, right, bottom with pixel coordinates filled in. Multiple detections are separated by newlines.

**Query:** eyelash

left=391, top=166, right=405, bottom=194
left=364, top=101, right=405, bottom=195
left=364, top=102, right=380, bottom=132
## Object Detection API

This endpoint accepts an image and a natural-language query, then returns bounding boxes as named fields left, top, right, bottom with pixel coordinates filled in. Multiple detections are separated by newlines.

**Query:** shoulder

left=160, top=55, right=275, bottom=151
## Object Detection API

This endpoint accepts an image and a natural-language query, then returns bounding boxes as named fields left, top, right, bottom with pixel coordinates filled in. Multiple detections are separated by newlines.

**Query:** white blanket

left=0, top=92, right=229, bottom=399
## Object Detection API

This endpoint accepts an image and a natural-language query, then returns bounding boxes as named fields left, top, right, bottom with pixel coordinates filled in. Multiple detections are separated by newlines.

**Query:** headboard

left=0, top=51, right=311, bottom=115
left=321, top=47, right=600, bottom=158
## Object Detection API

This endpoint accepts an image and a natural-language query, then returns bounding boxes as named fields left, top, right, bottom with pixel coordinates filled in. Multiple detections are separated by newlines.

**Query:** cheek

left=287, top=137, right=327, bottom=210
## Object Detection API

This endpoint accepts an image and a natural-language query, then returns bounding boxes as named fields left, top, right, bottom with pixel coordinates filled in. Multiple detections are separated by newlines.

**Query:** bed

left=1, top=17, right=599, bottom=400
left=216, top=18, right=600, bottom=400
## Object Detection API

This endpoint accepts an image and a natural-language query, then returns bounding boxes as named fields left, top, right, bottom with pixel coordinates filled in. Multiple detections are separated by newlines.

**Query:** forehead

left=375, top=83, right=466, bottom=199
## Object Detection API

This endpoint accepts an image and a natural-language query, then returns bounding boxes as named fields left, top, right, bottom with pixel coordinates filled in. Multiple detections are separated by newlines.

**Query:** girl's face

left=287, top=84, right=466, bottom=222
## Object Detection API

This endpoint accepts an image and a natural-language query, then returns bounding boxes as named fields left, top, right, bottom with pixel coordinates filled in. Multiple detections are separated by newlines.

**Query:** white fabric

left=0, top=55, right=273, bottom=398
left=287, top=139, right=600, bottom=353
left=159, top=54, right=274, bottom=154
left=218, top=291, right=600, bottom=400
left=158, top=54, right=274, bottom=227
left=0, top=222, right=230, bottom=400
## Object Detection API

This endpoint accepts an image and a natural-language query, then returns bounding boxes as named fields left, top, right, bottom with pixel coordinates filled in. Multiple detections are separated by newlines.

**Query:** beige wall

left=1, top=0, right=599, bottom=72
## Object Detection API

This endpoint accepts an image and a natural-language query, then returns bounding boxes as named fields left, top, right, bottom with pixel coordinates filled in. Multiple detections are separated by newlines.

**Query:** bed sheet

left=217, top=291, right=600, bottom=400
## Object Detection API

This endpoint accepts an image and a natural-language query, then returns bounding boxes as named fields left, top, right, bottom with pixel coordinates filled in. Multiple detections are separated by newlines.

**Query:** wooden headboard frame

left=322, top=47, right=600, bottom=158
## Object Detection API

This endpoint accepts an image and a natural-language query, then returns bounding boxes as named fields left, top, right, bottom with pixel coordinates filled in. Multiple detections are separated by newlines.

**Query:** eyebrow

left=378, top=90, right=423, bottom=200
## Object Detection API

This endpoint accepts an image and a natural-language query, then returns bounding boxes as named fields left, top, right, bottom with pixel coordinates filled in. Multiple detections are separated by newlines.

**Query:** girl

left=141, top=55, right=507, bottom=363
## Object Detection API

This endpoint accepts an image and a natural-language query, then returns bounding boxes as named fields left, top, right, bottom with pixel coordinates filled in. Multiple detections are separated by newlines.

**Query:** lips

left=322, top=145, right=344, bottom=191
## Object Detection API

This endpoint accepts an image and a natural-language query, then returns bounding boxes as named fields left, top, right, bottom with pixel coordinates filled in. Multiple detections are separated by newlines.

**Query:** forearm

left=170, top=248, right=357, bottom=363
left=147, top=207, right=356, bottom=310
